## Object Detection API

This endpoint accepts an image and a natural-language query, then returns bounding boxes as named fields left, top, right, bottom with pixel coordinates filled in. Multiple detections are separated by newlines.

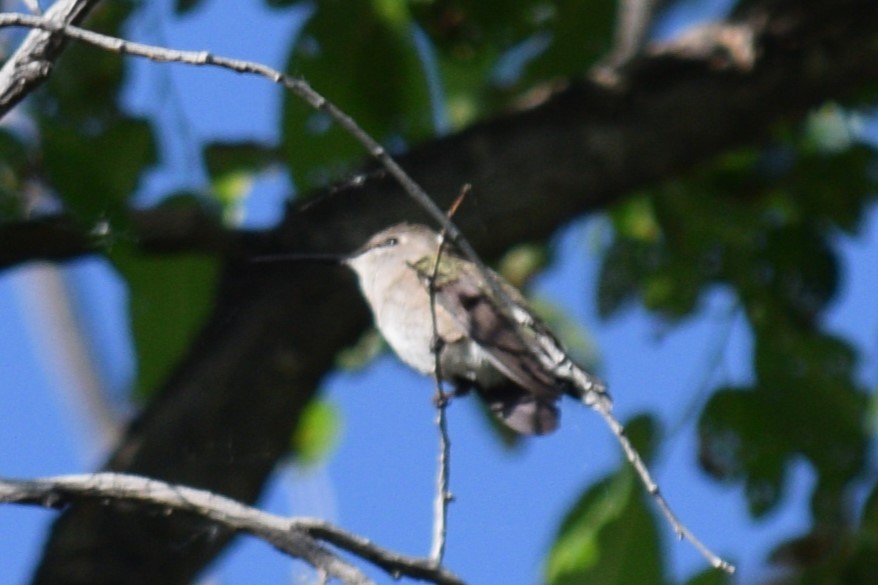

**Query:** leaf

left=699, top=350, right=868, bottom=520
left=110, top=215, right=219, bottom=399
left=281, top=0, right=432, bottom=189
left=545, top=416, right=664, bottom=585
left=699, top=388, right=786, bottom=516
left=530, top=296, right=601, bottom=371
left=40, top=116, right=157, bottom=227
left=41, top=1, right=135, bottom=124
left=497, top=242, right=548, bottom=288
left=596, top=238, right=660, bottom=318
left=523, top=0, right=616, bottom=82
left=292, top=399, right=342, bottom=467
left=204, top=141, right=281, bottom=178
left=752, top=224, right=839, bottom=324
left=841, top=482, right=878, bottom=583
left=204, top=141, right=281, bottom=211
left=786, top=144, right=877, bottom=234
left=335, top=329, right=386, bottom=370
left=411, top=0, right=547, bottom=123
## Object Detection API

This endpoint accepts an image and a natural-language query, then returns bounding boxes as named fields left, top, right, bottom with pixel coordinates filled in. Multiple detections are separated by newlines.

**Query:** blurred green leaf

left=611, top=195, right=661, bottom=241
left=282, top=0, right=432, bottom=189
left=531, top=296, right=600, bottom=371
left=804, top=104, right=858, bottom=154
left=40, top=116, right=157, bottom=227
left=545, top=416, right=664, bottom=585
left=699, top=348, right=867, bottom=520
left=110, top=225, right=219, bottom=399
left=204, top=141, right=281, bottom=212
left=40, top=1, right=135, bottom=124
left=412, top=0, right=544, bottom=123
left=497, top=242, right=548, bottom=288
left=205, top=141, right=281, bottom=179
left=744, top=223, right=839, bottom=326
left=698, top=387, right=787, bottom=516
left=840, top=482, right=878, bottom=583
left=412, top=0, right=540, bottom=56
left=785, top=144, right=876, bottom=234
left=597, top=238, right=657, bottom=318
left=523, top=0, right=615, bottom=82
left=292, top=399, right=342, bottom=467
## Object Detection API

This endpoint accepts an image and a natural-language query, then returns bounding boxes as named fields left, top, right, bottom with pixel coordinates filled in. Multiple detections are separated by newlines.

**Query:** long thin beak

left=250, top=252, right=347, bottom=265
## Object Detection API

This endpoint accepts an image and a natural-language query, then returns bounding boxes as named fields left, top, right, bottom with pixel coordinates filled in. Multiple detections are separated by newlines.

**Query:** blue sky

left=2, top=1, right=877, bottom=584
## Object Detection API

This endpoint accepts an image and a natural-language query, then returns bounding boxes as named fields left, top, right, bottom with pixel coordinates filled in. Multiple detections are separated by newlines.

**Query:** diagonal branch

left=0, top=10, right=494, bottom=297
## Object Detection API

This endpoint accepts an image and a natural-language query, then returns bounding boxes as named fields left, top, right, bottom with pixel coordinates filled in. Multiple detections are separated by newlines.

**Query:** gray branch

left=0, top=473, right=464, bottom=585
left=0, top=0, right=101, bottom=114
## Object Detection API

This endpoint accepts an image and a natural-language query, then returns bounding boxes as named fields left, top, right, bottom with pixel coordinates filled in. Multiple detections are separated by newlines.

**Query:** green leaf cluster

left=596, top=120, right=878, bottom=578
left=10, top=3, right=222, bottom=403
left=280, top=0, right=617, bottom=188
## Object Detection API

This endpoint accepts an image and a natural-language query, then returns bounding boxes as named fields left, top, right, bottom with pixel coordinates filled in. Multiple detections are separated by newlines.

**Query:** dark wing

left=421, top=258, right=562, bottom=402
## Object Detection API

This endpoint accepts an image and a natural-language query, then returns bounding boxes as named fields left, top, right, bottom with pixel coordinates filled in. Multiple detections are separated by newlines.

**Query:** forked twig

left=0, top=473, right=466, bottom=585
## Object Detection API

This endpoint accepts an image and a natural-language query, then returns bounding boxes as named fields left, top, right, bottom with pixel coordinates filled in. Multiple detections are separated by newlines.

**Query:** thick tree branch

left=17, top=0, right=878, bottom=583
left=0, top=204, right=232, bottom=269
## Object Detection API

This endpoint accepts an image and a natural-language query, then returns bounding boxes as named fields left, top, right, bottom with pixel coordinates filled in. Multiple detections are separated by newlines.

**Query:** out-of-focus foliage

left=204, top=141, right=281, bottom=216
left=20, top=2, right=220, bottom=402
left=597, top=108, right=878, bottom=580
left=545, top=417, right=664, bottom=585
left=109, top=195, right=219, bottom=400
left=291, top=399, right=342, bottom=467
left=281, top=0, right=615, bottom=189
left=282, top=0, right=433, bottom=188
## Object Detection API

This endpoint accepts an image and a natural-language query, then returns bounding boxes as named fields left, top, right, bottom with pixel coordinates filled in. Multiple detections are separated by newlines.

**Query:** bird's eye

left=381, top=237, right=399, bottom=248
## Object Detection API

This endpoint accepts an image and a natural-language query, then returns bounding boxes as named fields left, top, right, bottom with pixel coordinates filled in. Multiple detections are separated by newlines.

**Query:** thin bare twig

left=424, top=186, right=470, bottom=564
left=429, top=392, right=452, bottom=565
left=590, top=402, right=735, bottom=573
left=0, top=473, right=465, bottom=585
left=426, top=252, right=449, bottom=566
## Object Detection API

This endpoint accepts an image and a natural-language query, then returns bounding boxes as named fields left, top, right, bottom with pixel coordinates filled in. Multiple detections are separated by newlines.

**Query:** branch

left=591, top=403, right=734, bottom=572
left=22, top=0, right=878, bottom=582
left=0, top=473, right=463, bottom=585
left=0, top=204, right=232, bottom=269
left=0, top=0, right=101, bottom=114
left=0, top=10, right=503, bottom=305
left=299, top=519, right=463, bottom=585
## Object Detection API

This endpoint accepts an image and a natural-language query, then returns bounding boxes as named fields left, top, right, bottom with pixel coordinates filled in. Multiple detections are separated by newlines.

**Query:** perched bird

left=344, top=223, right=610, bottom=435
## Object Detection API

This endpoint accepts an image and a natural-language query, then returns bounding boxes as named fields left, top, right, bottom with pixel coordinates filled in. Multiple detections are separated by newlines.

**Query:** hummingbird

left=260, top=223, right=735, bottom=572
left=343, top=223, right=610, bottom=435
